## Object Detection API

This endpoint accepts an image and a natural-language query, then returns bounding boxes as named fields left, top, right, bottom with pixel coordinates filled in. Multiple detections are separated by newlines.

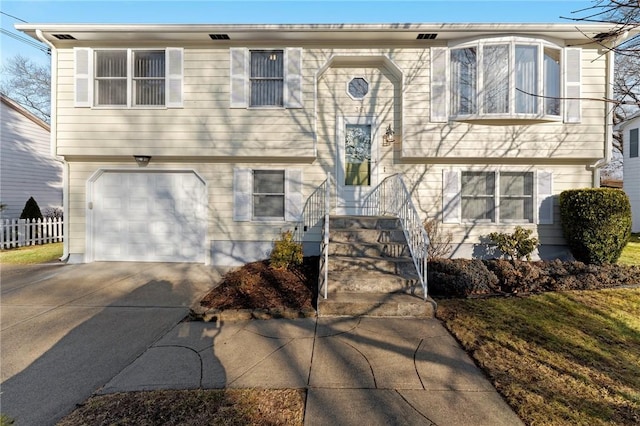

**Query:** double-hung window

left=250, top=50, right=284, bottom=107
left=229, top=47, right=303, bottom=109
left=233, top=168, right=302, bottom=222
left=500, top=172, right=534, bottom=222
left=74, top=47, right=183, bottom=109
left=461, top=172, right=495, bottom=221
left=253, top=170, right=285, bottom=219
left=94, top=51, right=128, bottom=106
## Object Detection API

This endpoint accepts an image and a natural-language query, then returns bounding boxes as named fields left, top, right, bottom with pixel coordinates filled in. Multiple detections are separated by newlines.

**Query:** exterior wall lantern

left=383, top=124, right=395, bottom=146
left=134, top=155, right=152, bottom=167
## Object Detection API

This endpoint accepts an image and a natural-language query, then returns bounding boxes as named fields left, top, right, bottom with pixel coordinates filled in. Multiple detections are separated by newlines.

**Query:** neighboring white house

left=16, top=23, right=636, bottom=265
left=620, top=112, right=640, bottom=233
left=0, top=94, right=62, bottom=219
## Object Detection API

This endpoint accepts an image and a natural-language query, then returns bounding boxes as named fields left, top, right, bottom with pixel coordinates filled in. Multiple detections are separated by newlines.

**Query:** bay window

left=449, top=38, right=562, bottom=119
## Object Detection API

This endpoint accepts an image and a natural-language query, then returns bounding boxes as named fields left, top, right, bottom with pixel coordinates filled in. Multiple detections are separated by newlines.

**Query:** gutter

left=35, top=29, right=69, bottom=262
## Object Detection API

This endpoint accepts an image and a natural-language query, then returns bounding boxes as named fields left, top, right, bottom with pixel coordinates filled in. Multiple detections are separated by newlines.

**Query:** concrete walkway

left=2, top=262, right=522, bottom=425
left=102, top=317, right=523, bottom=426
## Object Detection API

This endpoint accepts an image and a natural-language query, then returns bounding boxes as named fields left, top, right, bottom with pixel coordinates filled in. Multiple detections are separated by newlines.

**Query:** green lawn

left=437, top=288, right=640, bottom=426
left=618, top=233, right=640, bottom=266
left=0, top=242, right=63, bottom=265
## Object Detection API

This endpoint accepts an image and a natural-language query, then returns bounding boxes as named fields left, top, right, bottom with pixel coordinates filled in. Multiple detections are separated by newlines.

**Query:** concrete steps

left=318, top=215, right=434, bottom=318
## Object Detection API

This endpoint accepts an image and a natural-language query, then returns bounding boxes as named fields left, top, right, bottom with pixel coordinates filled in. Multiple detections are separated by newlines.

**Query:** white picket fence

left=1, top=218, right=64, bottom=249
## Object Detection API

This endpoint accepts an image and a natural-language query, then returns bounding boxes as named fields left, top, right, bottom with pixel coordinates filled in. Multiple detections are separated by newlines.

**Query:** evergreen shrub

left=559, top=188, right=631, bottom=264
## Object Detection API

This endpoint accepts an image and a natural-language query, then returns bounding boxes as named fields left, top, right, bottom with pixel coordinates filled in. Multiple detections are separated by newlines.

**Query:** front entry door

left=337, top=116, right=378, bottom=214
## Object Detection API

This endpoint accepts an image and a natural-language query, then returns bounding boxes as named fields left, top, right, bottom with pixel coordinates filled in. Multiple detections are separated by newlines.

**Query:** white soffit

left=15, top=23, right=625, bottom=45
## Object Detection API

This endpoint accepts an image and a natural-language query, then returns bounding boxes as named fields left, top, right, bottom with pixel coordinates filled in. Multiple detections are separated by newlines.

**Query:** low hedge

left=428, top=258, right=640, bottom=297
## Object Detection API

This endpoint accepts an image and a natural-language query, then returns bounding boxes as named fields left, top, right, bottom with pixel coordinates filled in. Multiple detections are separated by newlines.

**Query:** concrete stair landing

left=317, top=215, right=435, bottom=318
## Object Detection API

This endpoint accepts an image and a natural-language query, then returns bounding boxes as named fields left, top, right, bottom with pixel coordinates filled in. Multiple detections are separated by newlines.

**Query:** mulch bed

left=199, top=256, right=319, bottom=315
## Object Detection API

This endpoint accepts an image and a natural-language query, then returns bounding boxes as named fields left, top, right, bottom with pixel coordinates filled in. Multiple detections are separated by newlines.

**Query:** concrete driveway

left=0, top=262, right=223, bottom=426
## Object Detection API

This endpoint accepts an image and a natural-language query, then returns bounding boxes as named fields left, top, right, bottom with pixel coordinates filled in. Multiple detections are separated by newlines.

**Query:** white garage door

left=92, top=171, right=206, bottom=262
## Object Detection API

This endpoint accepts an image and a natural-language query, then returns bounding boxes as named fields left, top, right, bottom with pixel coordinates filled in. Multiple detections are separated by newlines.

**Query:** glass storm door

left=337, top=116, right=378, bottom=214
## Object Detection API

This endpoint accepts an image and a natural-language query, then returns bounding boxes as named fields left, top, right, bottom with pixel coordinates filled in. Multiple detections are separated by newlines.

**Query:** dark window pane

left=254, top=170, right=285, bottom=193
left=630, top=129, right=639, bottom=158
left=253, top=195, right=285, bottom=218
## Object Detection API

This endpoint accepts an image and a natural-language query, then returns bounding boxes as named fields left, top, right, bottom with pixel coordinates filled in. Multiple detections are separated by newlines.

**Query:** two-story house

left=16, top=23, right=625, bottom=266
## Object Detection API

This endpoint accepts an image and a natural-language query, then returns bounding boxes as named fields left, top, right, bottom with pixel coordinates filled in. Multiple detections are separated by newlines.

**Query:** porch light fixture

left=134, top=155, right=151, bottom=167
left=383, top=124, right=395, bottom=145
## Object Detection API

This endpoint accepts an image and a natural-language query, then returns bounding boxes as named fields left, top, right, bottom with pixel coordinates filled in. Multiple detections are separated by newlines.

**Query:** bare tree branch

left=0, top=55, right=51, bottom=123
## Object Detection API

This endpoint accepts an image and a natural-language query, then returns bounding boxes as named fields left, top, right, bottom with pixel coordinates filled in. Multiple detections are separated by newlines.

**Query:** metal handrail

left=362, top=173, right=430, bottom=300
left=296, top=172, right=335, bottom=299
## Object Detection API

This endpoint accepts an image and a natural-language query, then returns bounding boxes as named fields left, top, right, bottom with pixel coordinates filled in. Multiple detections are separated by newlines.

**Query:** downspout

left=590, top=37, right=624, bottom=187
left=589, top=48, right=614, bottom=187
left=35, top=29, right=69, bottom=262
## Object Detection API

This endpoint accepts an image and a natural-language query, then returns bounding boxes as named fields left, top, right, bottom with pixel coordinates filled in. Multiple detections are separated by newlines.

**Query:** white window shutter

left=166, top=48, right=184, bottom=108
left=230, top=48, right=248, bottom=108
left=233, top=168, right=252, bottom=221
left=285, top=169, right=303, bottom=222
left=430, top=47, right=448, bottom=123
left=537, top=171, right=554, bottom=225
left=442, top=169, right=461, bottom=223
left=74, top=47, right=92, bottom=107
left=285, top=48, right=303, bottom=109
left=564, top=48, right=581, bottom=123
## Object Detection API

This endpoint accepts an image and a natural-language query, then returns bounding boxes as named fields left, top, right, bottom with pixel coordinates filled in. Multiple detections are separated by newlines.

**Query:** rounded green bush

left=559, top=188, right=631, bottom=264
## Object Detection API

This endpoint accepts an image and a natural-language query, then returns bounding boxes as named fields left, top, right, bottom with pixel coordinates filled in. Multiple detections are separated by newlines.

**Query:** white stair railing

left=362, top=174, right=430, bottom=300
left=296, top=172, right=335, bottom=299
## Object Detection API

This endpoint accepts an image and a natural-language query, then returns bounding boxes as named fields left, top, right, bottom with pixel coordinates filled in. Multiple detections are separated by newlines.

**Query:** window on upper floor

left=250, top=50, right=284, bottom=107
left=94, top=50, right=166, bottom=107
left=630, top=128, right=639, bottom=158
left=450, top=41, right=561, bottom=118
left=74, top=47, right=183, bottom=109
left=230, top=47, right=303, bottom=109
left=431, top=38, right=578, bottom=123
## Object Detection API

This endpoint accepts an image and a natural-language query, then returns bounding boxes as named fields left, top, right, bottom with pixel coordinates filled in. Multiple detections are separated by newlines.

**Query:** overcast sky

left=1, top=0, right=595, bottom=66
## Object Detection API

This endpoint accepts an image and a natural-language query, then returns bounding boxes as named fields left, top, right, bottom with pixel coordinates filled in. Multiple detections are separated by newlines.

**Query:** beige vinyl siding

left=55, top=44, right=608, bottom=162
left=55, top=48, right=316, bottom=158
left=55, top=41, right=609, bottom=262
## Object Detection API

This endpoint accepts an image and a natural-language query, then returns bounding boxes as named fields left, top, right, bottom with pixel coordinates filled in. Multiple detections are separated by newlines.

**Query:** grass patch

left=57, top=389, right=305, bottom=426
left=619, top=234, right=640, bottom=266
left=0, top=243, right=63, bottom=265
left=436, top=288, right=640, bottom=425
